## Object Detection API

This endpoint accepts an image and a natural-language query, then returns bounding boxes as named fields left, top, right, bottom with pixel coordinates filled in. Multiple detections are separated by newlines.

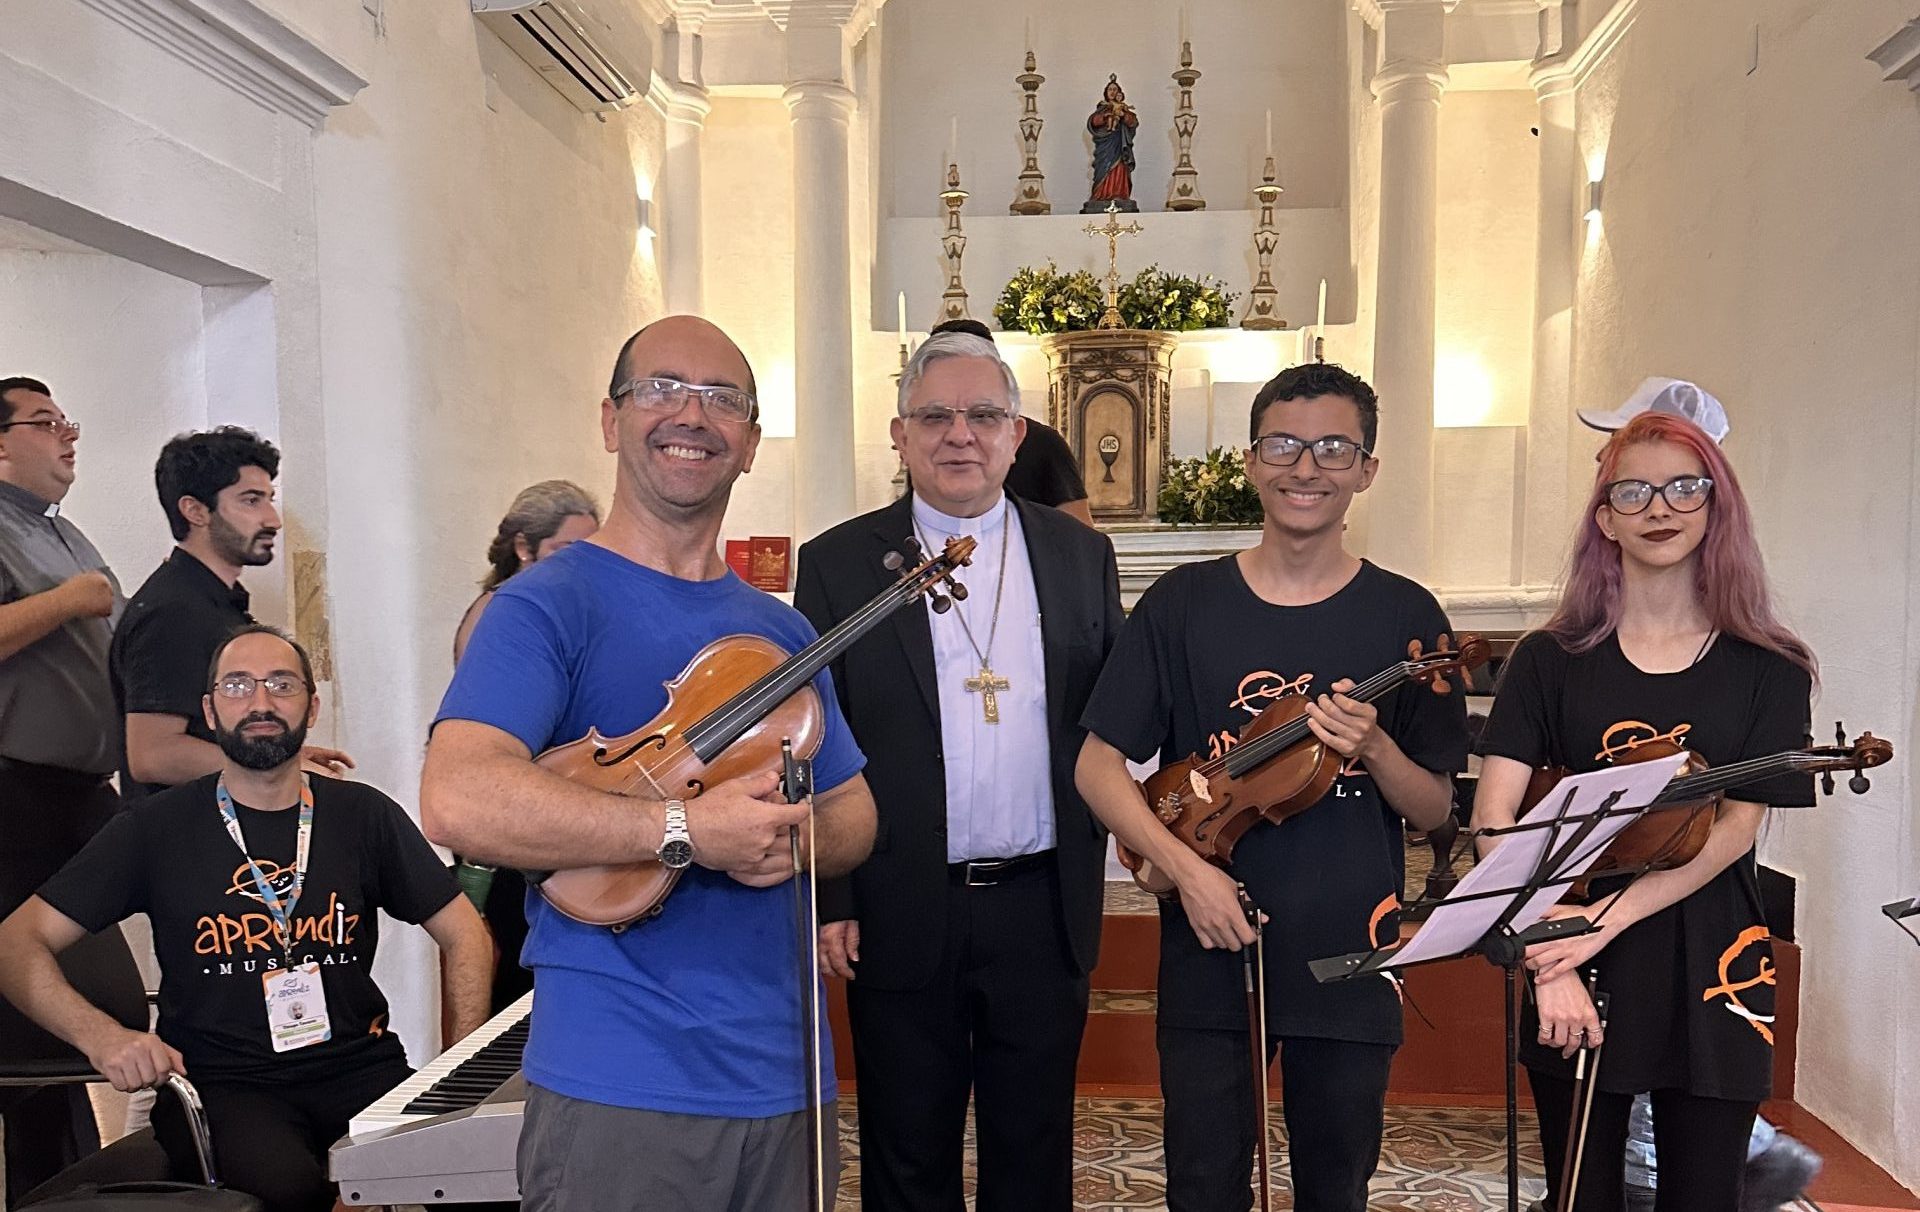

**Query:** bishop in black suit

left=794, top=331, right=1122, bottom=1212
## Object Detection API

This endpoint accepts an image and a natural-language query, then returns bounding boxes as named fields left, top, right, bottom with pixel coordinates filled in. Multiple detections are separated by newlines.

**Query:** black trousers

left=0, top=759, right=117, bottom=1202
left=1158, top=1027, right=1396, bottom=1212
left=1529, top=1070, right=1757, bottom=1212
left=151, top=1052, right=413, bottom=1212
left=845, top=862, right=1089, bottom=1212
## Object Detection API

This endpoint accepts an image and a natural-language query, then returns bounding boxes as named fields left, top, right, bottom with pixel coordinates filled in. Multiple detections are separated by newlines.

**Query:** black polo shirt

left=110, top=549, right=254, bottom=800
left=1005, top=419, right=1088, bottom=509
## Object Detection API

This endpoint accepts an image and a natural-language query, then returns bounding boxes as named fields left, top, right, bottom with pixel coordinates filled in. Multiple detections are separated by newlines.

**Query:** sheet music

left=1382, top=753, right=1688, bottom=971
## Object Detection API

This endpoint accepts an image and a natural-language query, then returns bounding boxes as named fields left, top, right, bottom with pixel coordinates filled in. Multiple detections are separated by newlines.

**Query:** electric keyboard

left=330, top=992, right=532, bottom=1204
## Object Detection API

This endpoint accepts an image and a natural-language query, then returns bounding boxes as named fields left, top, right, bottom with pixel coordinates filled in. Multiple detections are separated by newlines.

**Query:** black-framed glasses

left=0, top=419, right=79, bottom=440
left=1253, top=432, right=1371, bottom=470
left=905, top=405, right=1014, bottom=433
left=212, top=674, right=309, bottom=700
left=612, top=377, right=758, bottom=424
left=1604, top=475, right=1714, bottom=515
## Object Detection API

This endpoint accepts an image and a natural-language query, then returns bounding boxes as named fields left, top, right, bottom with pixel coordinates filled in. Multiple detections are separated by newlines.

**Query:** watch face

left=660, top=838, right=694, bottom=870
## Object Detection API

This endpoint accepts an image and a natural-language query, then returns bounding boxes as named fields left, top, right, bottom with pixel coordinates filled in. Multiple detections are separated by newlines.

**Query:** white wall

left=0, top=244, right=208, bottom=584
left=1435, top=88, right=1537, bottom=429
left=1571, top=0, right=1920, bottom=1185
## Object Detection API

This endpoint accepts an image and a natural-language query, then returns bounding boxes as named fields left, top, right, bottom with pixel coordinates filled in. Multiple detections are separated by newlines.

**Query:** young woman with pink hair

left=1472, top=411, right=1816, bottom=1210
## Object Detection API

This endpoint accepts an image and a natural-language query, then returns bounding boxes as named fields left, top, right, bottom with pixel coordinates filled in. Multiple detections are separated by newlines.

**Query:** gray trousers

left=518, top=1083, right=841, bottom=1212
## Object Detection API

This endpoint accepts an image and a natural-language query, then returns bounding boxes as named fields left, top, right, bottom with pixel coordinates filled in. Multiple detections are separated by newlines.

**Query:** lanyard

left=215, top=774, right=313, bottom=961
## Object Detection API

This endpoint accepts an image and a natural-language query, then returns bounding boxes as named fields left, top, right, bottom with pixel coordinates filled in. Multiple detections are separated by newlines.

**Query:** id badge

left=262, top=962, right=332, bottom=1053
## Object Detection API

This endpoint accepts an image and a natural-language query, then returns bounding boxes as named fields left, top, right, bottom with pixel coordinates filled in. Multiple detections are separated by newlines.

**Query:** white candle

left=1025, top=17, right=1032, bottom=53
left=897, top=291, right=908, bottom=347
left=1265, top=109, right=1273, bottom=158
left=949, top=117, right=959, bottom=166
left=1179, top=3, right=1189, bottom=46
left=1316, top=278, right=1327, bottom=332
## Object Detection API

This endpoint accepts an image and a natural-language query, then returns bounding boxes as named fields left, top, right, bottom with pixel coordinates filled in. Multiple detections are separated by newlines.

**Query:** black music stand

left=1309, top=754, right=1688, bottom=1212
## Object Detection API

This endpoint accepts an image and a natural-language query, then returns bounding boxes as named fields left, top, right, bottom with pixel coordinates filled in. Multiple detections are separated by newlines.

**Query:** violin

left=531, top=536, right=974, bottom=929
left=1521, top=723, right=1891, bottom=892
left=1120, top=635, right=1491, bottom=878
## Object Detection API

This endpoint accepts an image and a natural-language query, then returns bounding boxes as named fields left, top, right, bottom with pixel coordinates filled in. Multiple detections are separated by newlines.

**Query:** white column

left=659, top=82, right=710, bottom=317
left=1516, top=72, right=1580, bottom=585
left=783, top=79, right=858, bottom=542
left=1366, top=3, right=1447, bottom=583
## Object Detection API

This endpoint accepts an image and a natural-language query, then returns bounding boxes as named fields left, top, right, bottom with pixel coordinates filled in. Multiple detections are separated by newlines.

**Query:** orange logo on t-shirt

left=1595, top=720, right=1692, bottom=764
left=1701, top=924, right=1776, bottom=1045
left=1209, top=670, right=1315, bottom=760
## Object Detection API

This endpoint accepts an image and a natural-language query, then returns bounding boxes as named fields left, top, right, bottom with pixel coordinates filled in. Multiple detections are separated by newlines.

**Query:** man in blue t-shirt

left=424, top=315, right=877, bottom=1212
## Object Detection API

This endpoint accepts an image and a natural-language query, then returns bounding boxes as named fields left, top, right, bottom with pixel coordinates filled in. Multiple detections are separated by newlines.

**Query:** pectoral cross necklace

left=916, top=512, right=1012, bottom=723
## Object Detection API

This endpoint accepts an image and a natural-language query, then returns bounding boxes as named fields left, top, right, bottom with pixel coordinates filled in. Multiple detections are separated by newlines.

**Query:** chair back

left=0, top=924, right=150, bottom=1082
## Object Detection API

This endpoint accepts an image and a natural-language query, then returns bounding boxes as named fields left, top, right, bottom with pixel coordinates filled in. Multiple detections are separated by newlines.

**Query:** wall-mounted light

left=636, top=195, right=657, bottom=242
left=1583, top=177, right=1604, bottom=223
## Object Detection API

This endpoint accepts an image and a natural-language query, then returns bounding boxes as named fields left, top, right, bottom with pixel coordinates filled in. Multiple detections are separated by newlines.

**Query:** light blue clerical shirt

left=911, top=493, right=1056, bottom=862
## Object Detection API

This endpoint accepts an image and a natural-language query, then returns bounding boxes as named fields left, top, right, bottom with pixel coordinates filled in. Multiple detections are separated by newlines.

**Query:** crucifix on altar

left=1083, top=202, right=1145, bottom=329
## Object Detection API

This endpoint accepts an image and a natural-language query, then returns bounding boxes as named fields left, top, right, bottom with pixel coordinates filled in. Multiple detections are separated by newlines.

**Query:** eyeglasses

left=613, top=377, right=758, bottom=424
left=212, top=674, right=309, bottom=700
left=1252, top=432, right=1371, bottom=470
left=0, top=419, right=79, bottom=440
left=1604, top=475, right=1714, bottom=515
left=905, top=405, right=1014, bottom=433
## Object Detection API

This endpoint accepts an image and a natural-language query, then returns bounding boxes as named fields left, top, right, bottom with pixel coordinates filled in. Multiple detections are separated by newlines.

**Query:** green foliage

left=993, top=262, right=1238, bottom=336
left=1157, top=447, right=1264, bottom=525
left=1117, top=266, right=1238, bottom=332
left=992, top=262, right=1104, bottom=334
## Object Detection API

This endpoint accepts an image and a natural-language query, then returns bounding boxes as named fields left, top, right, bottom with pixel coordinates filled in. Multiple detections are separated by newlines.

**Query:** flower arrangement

left=1117, top=266, right=1237, bottom=332
left=994, top=262, right=1238, bottom=336
left=993, top=262, right=1103, bottom=334
left=1157, top=446, right=1264, bottom=526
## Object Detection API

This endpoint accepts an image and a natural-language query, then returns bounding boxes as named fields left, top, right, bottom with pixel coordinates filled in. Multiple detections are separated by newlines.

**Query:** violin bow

left=782, top=740, right=829, bottom=1212
left=1556, top=975, right=1610, bottom=1212
left=1238, top=886, right=1272, bottom=1212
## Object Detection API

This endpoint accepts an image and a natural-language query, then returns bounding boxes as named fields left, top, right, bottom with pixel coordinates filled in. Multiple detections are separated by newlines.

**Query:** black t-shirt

left=1480, top=631, right=1814, bottom=1100
left=110, top=549, right=254, bottom=799
left=38, top=773, right=461, bottom=1083
left=1006, top=420, right=1088, bottom=509
left=1081, top=557, right=1469, bottom=1043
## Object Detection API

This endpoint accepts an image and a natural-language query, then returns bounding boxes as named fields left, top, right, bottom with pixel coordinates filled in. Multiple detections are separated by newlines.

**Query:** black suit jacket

left=794, top=494, right=1124, bottom=992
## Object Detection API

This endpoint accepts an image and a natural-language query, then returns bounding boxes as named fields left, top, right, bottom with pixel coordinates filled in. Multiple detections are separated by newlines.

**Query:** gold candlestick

left=1241, top=156, right=1287, bottom=330
left=1167, top=41, right=1206, bottom=211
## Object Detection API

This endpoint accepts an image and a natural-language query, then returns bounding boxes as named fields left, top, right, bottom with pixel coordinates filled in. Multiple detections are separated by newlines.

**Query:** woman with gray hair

left=451, top=480, right=599, bottom=1013
left=452, top=479, right=600, bottom=663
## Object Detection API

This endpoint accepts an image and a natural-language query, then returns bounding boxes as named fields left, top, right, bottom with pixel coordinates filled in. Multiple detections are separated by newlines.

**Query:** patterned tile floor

left=833, top=1095, right=1551, bottom=1210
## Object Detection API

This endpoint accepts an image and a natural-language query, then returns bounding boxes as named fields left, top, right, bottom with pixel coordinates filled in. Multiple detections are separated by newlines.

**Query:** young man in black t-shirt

left=1076, top=364, right=1468, bottom=1212
left=0, top=626, right=491, bottom=1212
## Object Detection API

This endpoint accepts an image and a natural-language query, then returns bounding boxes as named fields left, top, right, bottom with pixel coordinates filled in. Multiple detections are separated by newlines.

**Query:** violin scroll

left=1815, top=722, right=1891, bottom=796
left=1403, top=632, right=1493, bottom=698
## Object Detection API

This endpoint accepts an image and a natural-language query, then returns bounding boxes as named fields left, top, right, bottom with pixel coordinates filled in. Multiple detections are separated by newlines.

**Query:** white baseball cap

left=1577, top=377, right=1729, bottom=444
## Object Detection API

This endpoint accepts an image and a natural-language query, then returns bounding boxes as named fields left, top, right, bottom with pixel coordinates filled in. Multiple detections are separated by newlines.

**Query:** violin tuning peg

left=930, top=594, right=953, bottom=614
left=948, top=580, right=970, bottom=602
left=882, top=550, right=905, bottom=572
left=903, top=536, right=924, bottom=557
left=1821, top=771, right=1835, bottom=796
left=1850, top=771, right=1871, bottom=795
left=1835, top=721, right=1847, bottom=747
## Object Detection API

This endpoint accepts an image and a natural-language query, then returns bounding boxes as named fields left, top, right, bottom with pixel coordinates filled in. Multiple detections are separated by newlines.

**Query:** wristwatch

left=658, top=800, right=693, bottom=870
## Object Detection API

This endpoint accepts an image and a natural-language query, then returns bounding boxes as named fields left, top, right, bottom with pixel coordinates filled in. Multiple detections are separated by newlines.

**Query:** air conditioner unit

left=472, top=0, right=654, bottom=113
